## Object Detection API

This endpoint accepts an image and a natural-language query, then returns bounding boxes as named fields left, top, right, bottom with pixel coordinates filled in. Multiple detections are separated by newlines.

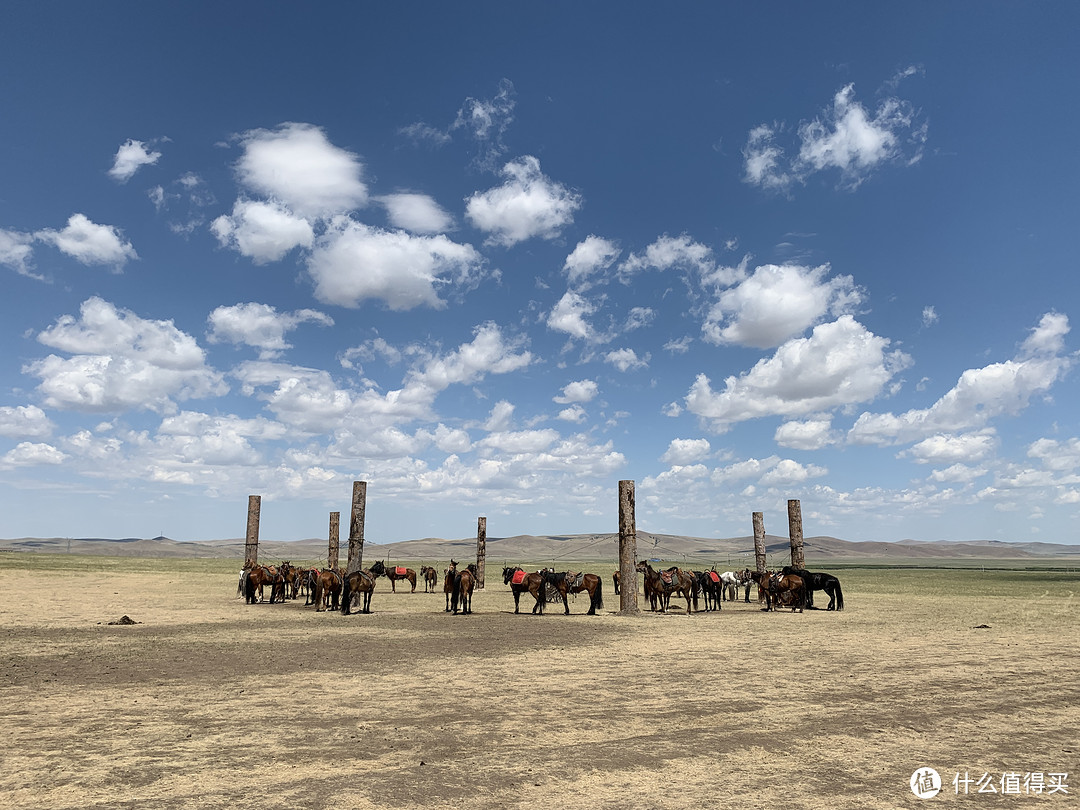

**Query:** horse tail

left=593, top=578, right=603, bottom=611
left=340, top=576, right=352, bottom=615
left=244, top=570, right=257, bottom=603
left=834, top=579, right=844, bottom=610
left=237, top=570, right=246, bottom=598
left=537, top=576, right=546, bottom=614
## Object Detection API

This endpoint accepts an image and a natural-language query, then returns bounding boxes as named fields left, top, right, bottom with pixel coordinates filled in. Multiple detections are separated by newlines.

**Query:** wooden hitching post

left=752, top=511, right=767, bottom=573
left=346, top=481, right=367, bottom=575
left=244, top=495, right=261, bottom=569
left=788, top=499, right=805, bottom=569
left=328, top=511, right=340, bottom=570
left=476, top=516, right=487, bottom=590
left=618, top=480, right=640, bottom=614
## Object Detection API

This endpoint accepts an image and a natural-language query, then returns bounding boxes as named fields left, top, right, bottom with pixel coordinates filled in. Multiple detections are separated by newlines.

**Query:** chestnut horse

left=240, top=564, right=285, bottom=604
left=450, top=564, right=477, bottom=615
left=502, top=567, right=547, bottom=615
left=541, top=570, right=604, bottom=615
left=384, top=563, right=417, bottom=593
left=341, top=560, right=387, bottom=615
left=420, top=566, right=439, bottom=593
left=313, top=568, right=343, bottom=612
left=749, top=569, right=806, bottom=613
left=636, top=562, right=696, bottom=614
left=443, top=560, right=458, bottom=612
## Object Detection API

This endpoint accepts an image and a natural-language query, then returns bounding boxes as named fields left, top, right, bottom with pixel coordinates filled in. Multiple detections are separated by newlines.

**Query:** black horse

left=781, top=566, right=845, bottom=610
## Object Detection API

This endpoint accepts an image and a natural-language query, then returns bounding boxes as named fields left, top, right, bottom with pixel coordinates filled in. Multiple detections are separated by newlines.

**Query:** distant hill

left=2, top=532, right=1079, bottom=562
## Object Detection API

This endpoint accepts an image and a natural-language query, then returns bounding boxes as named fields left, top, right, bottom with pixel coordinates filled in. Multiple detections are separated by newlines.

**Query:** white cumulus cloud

left=108, top=138, right=162, bottom=182
left=26, top=297, right=226, bottom=413
left=379, top=193, right=453, bottom=234
left=465, top=156, right=582, bottom=247
left=686, top=315, right=911, bottom=429
left=848, top=313, right=1072, bottom=445
left=307, top=218, right=485, bottom=310
left=233, top=122, right=367, bottom=218
left=207, top=302, right=333, bottom=359
left=35, top=214, right=137, bottom=270
left=703, top=263, right=862, bottom=348
left=660, top=438, right=711, bottom=465
left=210, top=199, right=314, bottom=263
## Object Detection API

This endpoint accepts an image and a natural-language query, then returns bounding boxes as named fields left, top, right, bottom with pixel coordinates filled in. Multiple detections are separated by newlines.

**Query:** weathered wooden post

left=244, top=495, right=261, bottom=569
left=476, top=516, right=487, bottom=589
left=750, top=510, right=767, bottom=602
left=788, top=499, right=805, bottom=569
left=752, top=511, right=767, bottom=573
left=618, top=480, right=639, bottom=614
left=328, top=511, right=340, bottom=570
left=346, top=481, right=367, bottom=575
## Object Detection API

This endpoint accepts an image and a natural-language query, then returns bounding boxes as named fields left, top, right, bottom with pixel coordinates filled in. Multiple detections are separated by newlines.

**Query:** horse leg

left=562, top=590, right=570, bottom=615
left=513, top=589, right=521, bottom=614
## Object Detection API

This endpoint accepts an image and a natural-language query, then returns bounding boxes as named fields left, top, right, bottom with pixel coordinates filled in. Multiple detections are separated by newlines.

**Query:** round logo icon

left=910, top=767, right=942, bottom=799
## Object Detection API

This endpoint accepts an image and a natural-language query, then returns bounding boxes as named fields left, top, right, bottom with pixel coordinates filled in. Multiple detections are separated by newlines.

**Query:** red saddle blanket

left=395, top=566, right=408, bottom=576
left=709, top=571, right=720, bottom=584
left=511, top=569, right=527, bottom=585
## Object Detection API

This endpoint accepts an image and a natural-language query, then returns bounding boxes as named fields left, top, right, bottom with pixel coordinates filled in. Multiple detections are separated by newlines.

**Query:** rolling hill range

left=2, top=532, right=1079, bottom=563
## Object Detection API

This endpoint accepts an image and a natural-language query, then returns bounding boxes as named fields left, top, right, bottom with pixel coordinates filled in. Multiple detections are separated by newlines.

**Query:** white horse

left=720, top=571, right=740, bottom=601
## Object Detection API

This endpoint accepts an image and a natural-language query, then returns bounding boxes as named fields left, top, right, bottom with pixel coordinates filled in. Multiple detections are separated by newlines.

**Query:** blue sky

left=2, top=2, right=1079, bottom=544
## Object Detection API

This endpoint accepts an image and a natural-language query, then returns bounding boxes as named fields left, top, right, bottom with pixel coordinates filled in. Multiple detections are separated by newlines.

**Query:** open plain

left=1, top=552, right=1078, bottom=809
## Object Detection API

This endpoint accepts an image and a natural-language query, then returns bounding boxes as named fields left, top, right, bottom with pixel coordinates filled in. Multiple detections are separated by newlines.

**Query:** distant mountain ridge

left=2, top=532, right=1078, bottom=561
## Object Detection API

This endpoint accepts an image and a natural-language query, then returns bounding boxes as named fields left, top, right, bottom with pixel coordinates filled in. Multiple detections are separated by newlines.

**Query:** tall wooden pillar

left=752, top=511, right=767, bottom=573
left=328, top=511, right=340, bottom=570
left=346, top=481, right=367, bottom=575
left=244, top=495, right=261, bottom=569
left=788, top=499, right=805, bottom=569
left=618, top=480, right=639, bottom=614
left=476, top=516, right=487, bottom=589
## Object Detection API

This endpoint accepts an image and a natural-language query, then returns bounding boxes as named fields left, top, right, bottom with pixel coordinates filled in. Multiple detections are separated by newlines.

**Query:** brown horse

left=612, top=570, right=620, bottom=595
left=420, top=565, right=439, bottom=593
left=450, top=563, right=477, bottom=615
left=749, top=569, right=806, bottom=612
left=502, top=566, right=547, bottom=614
left=443, top=560, right=458, bottom=612
left=313, top=568, right=343, bottom=612
left=541, top=570, right=604, bottom=615
left=636, top=562, right=696, bottom=614
left=341, top=560, right=387, bottom=615
left=278, top=561, right=302, bottom=600
left=240, top=564, right=284, bottom=604
left=384, top=563, right=417, bottom=593
left=299, top=567, right=321, bottom=605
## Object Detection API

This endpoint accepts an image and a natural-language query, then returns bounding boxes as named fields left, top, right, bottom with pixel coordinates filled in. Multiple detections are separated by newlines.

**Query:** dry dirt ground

left=1, top=560, right=1077, bottom=809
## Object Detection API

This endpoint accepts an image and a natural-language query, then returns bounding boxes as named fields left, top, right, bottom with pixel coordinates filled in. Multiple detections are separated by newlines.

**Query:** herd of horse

left=237, top=559, right=843, bottom=616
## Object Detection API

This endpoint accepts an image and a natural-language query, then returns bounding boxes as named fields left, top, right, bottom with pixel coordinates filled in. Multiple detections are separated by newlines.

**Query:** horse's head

left=502, top=567, right=515, bottom=584
left=369, top=560, right=386, bottom=577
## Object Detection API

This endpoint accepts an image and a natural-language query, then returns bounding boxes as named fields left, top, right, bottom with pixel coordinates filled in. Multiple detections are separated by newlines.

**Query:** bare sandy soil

left=0, top=560, right=1077, bottom=809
